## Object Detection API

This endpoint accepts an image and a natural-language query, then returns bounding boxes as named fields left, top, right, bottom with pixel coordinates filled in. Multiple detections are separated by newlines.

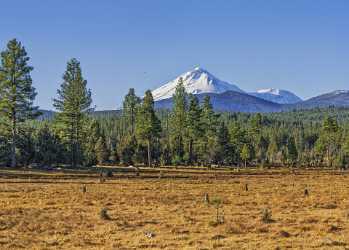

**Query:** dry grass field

left=0, top=168, right=349, bottom=249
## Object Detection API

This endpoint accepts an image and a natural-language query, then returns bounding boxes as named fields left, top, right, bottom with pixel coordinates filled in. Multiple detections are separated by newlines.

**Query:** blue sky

left=1, top=0, right=348, bottom=110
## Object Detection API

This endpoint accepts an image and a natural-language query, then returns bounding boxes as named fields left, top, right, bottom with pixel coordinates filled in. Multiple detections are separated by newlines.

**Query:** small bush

left=100, top=208, right=111, bottom=220
left=261, top=208, right=273, bottom=223
left=210, top=197, right=224, bottom=225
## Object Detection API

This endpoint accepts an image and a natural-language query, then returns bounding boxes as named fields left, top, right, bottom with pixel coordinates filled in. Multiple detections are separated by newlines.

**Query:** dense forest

left=1, top=39, right=349, bottom=169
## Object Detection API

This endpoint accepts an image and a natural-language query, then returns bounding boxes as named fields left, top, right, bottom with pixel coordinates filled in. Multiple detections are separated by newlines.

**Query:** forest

left=1, top=39, right=349, bottom=169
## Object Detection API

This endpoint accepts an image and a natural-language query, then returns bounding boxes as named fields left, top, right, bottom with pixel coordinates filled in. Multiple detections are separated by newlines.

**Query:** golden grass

left=0, top=169, right=349, bottom=249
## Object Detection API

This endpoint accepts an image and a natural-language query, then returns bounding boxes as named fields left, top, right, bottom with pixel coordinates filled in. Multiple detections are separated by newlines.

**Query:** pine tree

left=53, top=58, right=92, bottom=167
left=287, top=136, right=298, bottom=166
left=170, top=77, right=187, bottom=164
left=267, top=135, right=279, bottom=165
left=84, top=119, right=101, bottom=166
left=185, top=94, right=202, bottom=164
left=95, top=136, right=109, bottom=165
left=215, top=122, right=231, bottom=166
left=240, top=144, right=250, bottom=168
left=135, top=90, right=161, bottom=167
left=316, top=116, right=340, bottom=167
left=35, top=124, right=61, bottom=166
left=200, top=96, right=219, bottom=165
left=0, top=39, right=39, bottom=167
left=122, top=88, right=141, bottom=135
left=120, top=135, right=137, bottom=165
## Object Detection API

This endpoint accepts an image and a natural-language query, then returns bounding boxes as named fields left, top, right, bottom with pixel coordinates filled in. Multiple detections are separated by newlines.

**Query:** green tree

left=84, top=119, right=102, bottom=166
left=215, top=122, right=231, bottom=166
left=53, top=58, right=92, bottom=167
left=35, top=124, right=62, bottom=166
left=240, top=144, right=250, bottom=168
left=287, top=136, right=298, bottom=166
left=0, top=39, right=39, bottom=167
left=185, top=94, right=202, bottom=164
left=119, top=135, right=137, bottom=165
left=200, top=96, right=219, bottom=166
left=315, top=116, right=340, bottom=167
left=170, top=77, right=187, bottom=164
left=267, top=135, right=278, bottom=165
left=122, top=88, right=141, bottom=135
left=95, top=136, right=109, bottom=165
left=135, top=90, right=161, bottom=167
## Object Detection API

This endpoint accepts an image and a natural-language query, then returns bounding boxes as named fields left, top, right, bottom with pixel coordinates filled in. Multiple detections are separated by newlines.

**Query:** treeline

left=1, top=39, right=349, bottom=168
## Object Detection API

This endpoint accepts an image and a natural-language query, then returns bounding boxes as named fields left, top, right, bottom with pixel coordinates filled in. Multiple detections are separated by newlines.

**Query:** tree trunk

left=188, top=139, right=193, bottom=165
left=147, top=139, right=151, bottom=167
left=10, top=114, right=16, bottom=168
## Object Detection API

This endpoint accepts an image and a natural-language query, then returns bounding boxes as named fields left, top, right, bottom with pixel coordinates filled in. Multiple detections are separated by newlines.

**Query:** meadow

left=0, top=168, right=349, bottom=249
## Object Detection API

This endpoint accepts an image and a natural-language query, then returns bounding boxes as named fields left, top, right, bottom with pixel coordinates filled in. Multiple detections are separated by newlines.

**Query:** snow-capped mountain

left=249, top=88, right=302, bottom=104
left=152, top=67, right=244, bottom=101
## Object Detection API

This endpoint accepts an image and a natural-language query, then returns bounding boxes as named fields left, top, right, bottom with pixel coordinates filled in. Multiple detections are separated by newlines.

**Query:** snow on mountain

left=152, top=67, right=244, bottom=101
left=249, top=88, right=302, bottom=104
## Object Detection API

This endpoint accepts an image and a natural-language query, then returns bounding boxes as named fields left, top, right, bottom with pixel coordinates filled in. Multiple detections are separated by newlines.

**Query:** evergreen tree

left=0, top=39, right=39, bottom=167
left=200, top=96, right=219, bottom=165
left=215, top=122, right=231, bottom=165
left=267, top=135, right=279, bottom=165
left=135, top=90, right=161, bottom=167
left=185, top=94, right=202, bottom=164
left=315, top=116, right=340, bottom=167
left=120, top=135, right=137, bottom=165
left=170, top=77, right=187, bottom=164
left=240, top=144, right=250, bottom=168
left=287, top=136, right=298, bottom=166
left=122, top=88, right=141, bottom=135
left=35, top=124, right=62, bottom=166
left=53, top=58, right=92, bottom=167
left=84, top=120, right=101, bottom=166
left=95, top=136, right=109, bottom=165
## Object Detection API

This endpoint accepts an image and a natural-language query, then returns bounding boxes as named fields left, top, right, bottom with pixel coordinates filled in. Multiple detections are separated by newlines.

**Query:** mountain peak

left=152, top=67, right=244, bottom=101
left=250, top=88, right=302, bottom=104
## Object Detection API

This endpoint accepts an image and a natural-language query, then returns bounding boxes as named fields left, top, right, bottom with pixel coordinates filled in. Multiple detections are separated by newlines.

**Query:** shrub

left=261, top=208, right=273, bottom=223
left=100, top=208, right=111, bottom=220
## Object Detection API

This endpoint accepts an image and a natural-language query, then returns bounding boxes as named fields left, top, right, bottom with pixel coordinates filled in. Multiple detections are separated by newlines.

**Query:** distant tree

left=53, top=58, right=93, bottom=167
left=0, top=39, right=39, bottom=167
left=120, top=135, right=137, bottom=165
left=84, top=120, right=101, bottom=166
left=185, top=94, right=202, bottom=164
left=122, top=88, right=141, bottom=135
left=35, top=124, right=62, bottom=166
left=287, top=136, right=298, bottom=166
left=95, top=136, right=109, bottom=165
left=256, top=135, right=269, bottom=165
left=215, top=122, right=231, bottom=166
left=267, top=135, right=278, bottom=165
left=170, top=77, right=187, bottom=164
left=240, top=144, right=250, bottom=168
left=135, top=90, right=161, bottom=167
left=200, top=96, right=219, bottom=166
left=315, top=116, right=340, bottom=167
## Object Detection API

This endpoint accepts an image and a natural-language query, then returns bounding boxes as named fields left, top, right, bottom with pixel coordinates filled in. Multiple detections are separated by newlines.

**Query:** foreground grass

left=0, top=168, right=349, bottom=249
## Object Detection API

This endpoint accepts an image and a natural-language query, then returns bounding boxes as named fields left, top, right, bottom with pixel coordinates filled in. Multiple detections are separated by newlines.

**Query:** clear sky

left=1, top=0, right=348, bottom=110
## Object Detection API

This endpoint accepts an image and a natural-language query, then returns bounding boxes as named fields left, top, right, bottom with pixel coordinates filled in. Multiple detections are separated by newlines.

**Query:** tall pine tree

left=135, top=90, right=161, bottom=167
left=0, top=39, right=39, bottom=167
left=170, top=77, right=187, bottom=164
left=53, top=58, right=92, bottom=167
left=122, top=88, right=141, bottom=135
